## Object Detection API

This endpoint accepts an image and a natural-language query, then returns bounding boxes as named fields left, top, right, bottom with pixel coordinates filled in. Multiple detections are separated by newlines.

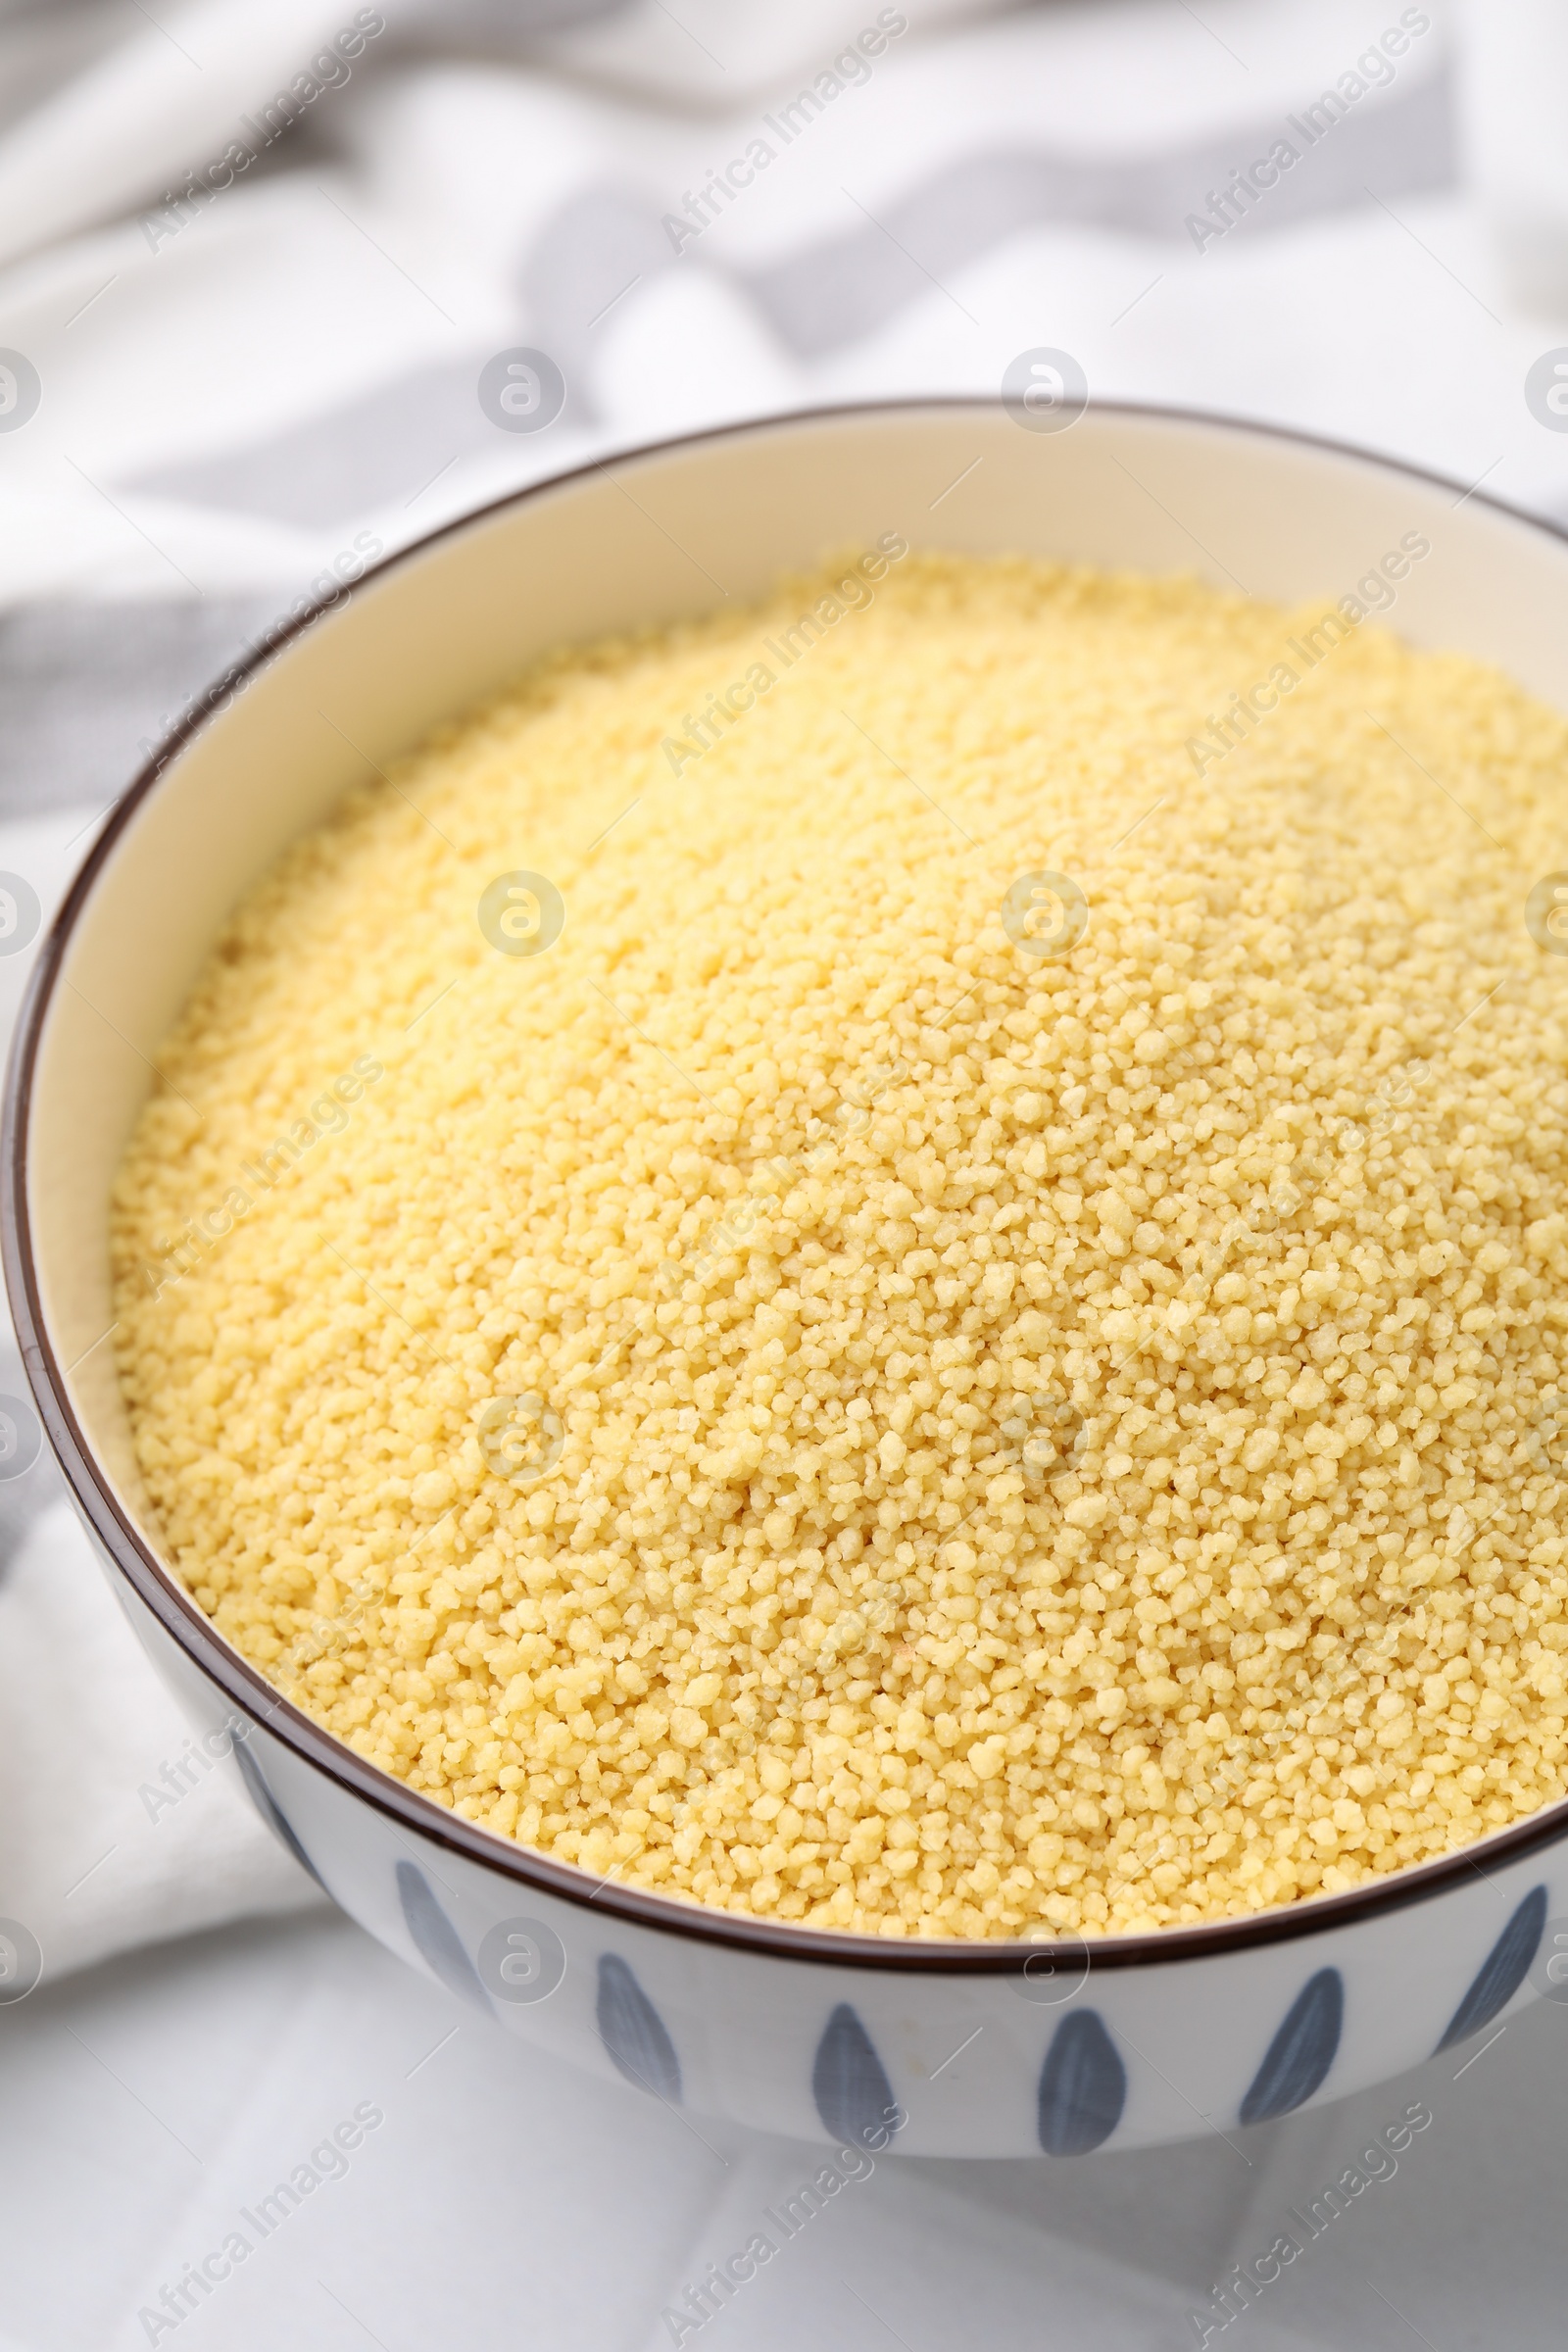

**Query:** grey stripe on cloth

left=754, top=66, right=1455, bottom=355
left=0, top=1, right=148, bottom=142
left=123, top=62, right=1455, bottom=530
left=0, top=594, right=283, bottom=815
left=130, top=363, right=507, bottom=538
left=124, top=187, right=675, bottom=531
left=0, top=1461, right=62, bottom=1580
left=419, top=0, right=637, bottom=31
left=0, top=1349, right=62, bottom=1581
left=516, top=181, right=685, bottom=401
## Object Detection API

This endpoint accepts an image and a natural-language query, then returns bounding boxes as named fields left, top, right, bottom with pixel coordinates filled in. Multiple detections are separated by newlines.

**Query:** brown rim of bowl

left=7, top=394, right=1568, bottom=1977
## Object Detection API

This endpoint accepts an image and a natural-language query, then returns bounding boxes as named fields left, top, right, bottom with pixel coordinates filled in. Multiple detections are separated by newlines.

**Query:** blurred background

left=1, top=0, right=1567, bottom=817
left=5, top=1, right=1568, bottom=2345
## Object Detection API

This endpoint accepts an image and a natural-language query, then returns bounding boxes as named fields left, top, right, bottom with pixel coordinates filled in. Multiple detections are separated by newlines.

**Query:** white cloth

left=0, top=0, right=1560, bottom=626
left=0, top=1497, right=320, bottom=1982
left=0, top=801, right=325, bottom=1984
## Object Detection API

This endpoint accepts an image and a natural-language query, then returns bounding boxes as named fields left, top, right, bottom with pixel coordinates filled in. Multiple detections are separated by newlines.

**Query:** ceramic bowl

left=8, top=400, right=1568, bottom=2160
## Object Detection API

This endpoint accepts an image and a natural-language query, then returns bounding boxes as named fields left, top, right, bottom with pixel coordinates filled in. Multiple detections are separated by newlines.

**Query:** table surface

left=3, top=1894, right=1568, bottom=2352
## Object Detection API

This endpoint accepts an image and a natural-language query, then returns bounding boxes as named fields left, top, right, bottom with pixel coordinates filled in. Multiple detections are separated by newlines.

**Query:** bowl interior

left=14, top=397, right=1568, bottom=1829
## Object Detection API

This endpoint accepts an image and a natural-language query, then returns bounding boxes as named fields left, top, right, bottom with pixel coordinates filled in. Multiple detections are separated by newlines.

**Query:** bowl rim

left=9, top=390, right=1568, bottom=1978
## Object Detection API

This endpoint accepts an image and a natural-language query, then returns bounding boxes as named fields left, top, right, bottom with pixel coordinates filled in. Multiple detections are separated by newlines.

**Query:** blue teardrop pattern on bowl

left=395, top=1860, right=491, bottom=2014
left=1239, top=1967, right=1344, bottom=2125
left=812, top=2003, right=897, bottom=2150
left=1037, top=2010, right=1126, bottom=2155
left=232, top=1734, right=323, bottom=1887
left=597, top=1954, right=683, bottom=2102
left=1434, top=1885, right=1547, bottom=2053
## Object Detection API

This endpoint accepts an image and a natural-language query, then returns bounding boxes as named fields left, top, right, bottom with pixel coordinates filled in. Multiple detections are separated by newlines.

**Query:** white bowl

left=7, top=400, right=1568, bottom=2159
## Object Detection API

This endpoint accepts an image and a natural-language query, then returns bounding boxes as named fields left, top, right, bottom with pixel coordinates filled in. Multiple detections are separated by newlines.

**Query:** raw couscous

left=112, top=547, right=1568, bottom=1939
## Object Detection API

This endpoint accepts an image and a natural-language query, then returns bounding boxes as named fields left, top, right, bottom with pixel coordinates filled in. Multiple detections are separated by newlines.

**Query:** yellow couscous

left=112, top=547, right=1568, bottom=1938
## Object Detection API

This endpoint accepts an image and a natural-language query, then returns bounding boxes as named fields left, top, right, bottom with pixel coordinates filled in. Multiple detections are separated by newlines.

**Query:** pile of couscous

left=112, top=549, right=1568, bottom=1939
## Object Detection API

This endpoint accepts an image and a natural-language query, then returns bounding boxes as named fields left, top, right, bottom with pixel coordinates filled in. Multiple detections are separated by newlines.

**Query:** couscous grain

left=112, top=550, right=1568, bottom=1938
